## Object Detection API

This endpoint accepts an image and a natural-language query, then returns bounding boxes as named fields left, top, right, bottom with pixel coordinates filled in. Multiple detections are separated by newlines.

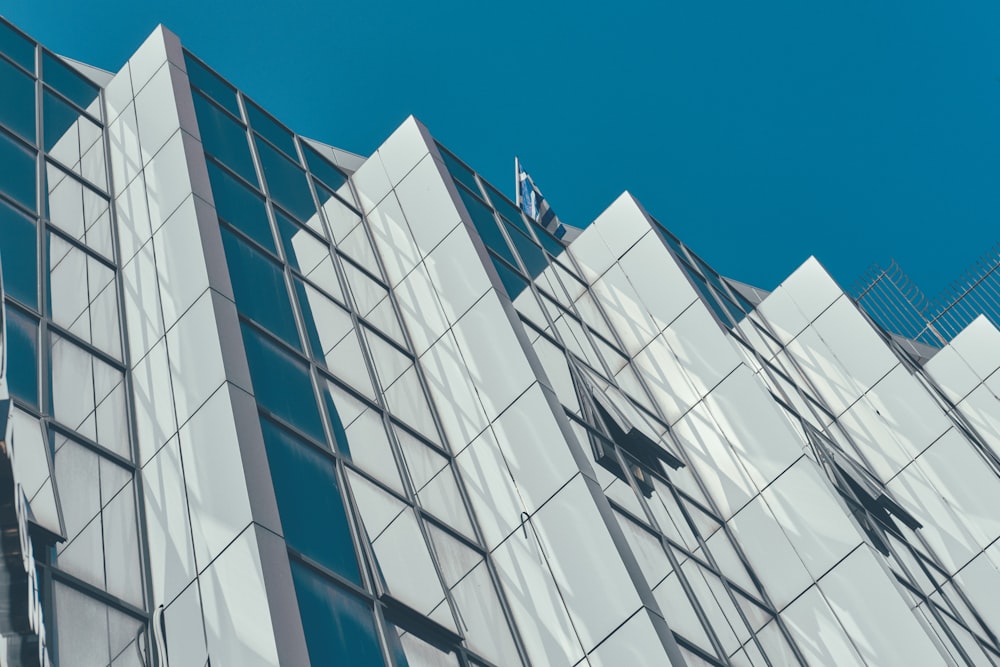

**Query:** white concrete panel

left=378, top=116, right=431, bottom=186
left=179, top=384, right=254, bottom=570
left=141, top=436, right=196, bottom=605
left=762, top=458, right=862, bottom=580
left=420, top=329, right=488, bottom=450
left=166, top=290, right=227, bottom=427
left=780, top=256, right=843, bottom=325
left=951, top=315, right=1000, bottom=382
left=424, top=224, right=491, bottom=325
left=153, top=195, right=210, bottom=331
left=781, top=586, right=865, bottom=667
left=924, top=344, right=981, bottom=404
left=163, top=581, right=209, bottom=667
left=394, top=263, right=450, bottom=355
left=454, top=427, right=523, bottom=549
left=616, top=231, right=698, bottom=332
left=132, top=337, right=176, bottom=466
left=532, top=476, right=642, bottom=651
left=590, top=193, right=652, bottom=263
left=591, top=264, right=659, bottom=356
left=367, top=192, right=421, bottom=287
left=351, top=151, right=393, bottom=212
left=145, top=130, right=194, bottom=232
left=819, top=547, right=947, bottom=667
left=394, top=155, right=461, bottom=256
left=632, top=335, right=701, bottom=424
left=588, top=609, right=668, bottom=667
left=134, top=63, right=182, bottom=166
left=201, top=527, right=280, bottom=667
left=451, top=293, right=535, bottom=421
left=662, top=303, right=742, bottom=398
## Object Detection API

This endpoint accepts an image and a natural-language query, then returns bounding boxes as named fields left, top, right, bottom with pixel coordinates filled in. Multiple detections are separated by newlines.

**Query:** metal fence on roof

left=852, top=243, right=1000, bottom=348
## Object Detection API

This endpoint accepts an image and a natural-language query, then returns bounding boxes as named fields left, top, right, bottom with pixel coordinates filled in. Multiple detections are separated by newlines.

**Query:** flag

left=515, top=157, right=567, bottom=239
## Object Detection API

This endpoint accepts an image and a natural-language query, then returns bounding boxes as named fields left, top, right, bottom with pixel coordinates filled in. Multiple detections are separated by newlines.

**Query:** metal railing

left=852, top=244, right=1000, bottom=348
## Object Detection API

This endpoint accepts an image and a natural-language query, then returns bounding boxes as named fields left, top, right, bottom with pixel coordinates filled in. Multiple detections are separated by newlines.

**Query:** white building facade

left=1, top=18, right=1000, bottom=667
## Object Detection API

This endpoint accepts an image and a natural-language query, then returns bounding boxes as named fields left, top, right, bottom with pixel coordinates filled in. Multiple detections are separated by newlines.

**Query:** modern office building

left=1, top=16, right=1000, bottom=667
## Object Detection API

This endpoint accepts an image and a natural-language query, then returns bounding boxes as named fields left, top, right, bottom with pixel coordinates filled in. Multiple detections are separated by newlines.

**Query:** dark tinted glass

left=192, top=92, right=256, bottom=184
left=0, top=57, right=34, bottom=143
left=491, top=254, right=528, bottom=300
left=456, top=184, right=516, bottom=266
left=256, top=136, right=316, bottom=222
left=246, top=100, right=297, bottom=160
left=303, top=144, right=347, bottom=191
left=504, top=221, right=547, bottom=278
left=206, top=161, right=274, bottom=252
left=42, top=89, right=81, bottom=154
left=0, top=21, right=34, bottom=72
left=532, top=222, right=566, bottom=257
left=290, top=561, right=382, bottom=666
left=240, top=322, right=325, bottom=443
left=275, top=209, right=324, bottom=274
left=0, top=199, right=36, bottom=308
left=5, top=306, right=38, bottom=408
left=183, top=53, right=240, bottom=117
left=262, top=420, right=360, bottom=583
left=484, top=183, right=527, bottom=232
left=221, top=227, right=299, bottom=349
left=42, top=52, right=99, bottom=110
left=0, top=131, right=36, bottom=211
left=438, top=146, right=478, bottom=193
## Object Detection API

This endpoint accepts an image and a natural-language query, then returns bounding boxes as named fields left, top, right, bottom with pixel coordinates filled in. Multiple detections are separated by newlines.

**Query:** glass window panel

left=504, top=221, right=547, bottom=278
left=291, top=560, right=383, bottom=667
left=532, top=222, right=566, bottom=258
left=221, top=226, right=299, bottom=348
left=483, top=183, right=526, bottom=233
left=316, top=181, right=360, bottom=242
left=450, top=562, right=522, bottom=665
left=5, top=306, right=38, bottom=408
left=456, top=184, right=516, bottom=266
left=303, top=144, right=347, bottom=191
left=491, top=254, right=529, bottom=300
left=326, top=325, right=375, bottom=399
left=323, top=379, right=366, bottom=448
left=276, top=209, right=329, bottom=275
left=348, top=470, right=452, bottom=624
left=0, top=22, right=34, bottom=72
left=342, top=260, right=387, bottom=317
left=262, top=418, right=360, bottom=582
left=0, top=198, right=36, bottom=307
left=342, top=405, right=404, bottom=492
left=192, top=91, right=256, bottom=184
left=240, top=322, right=325, bottom=443
left=388, top=625, right=460, bottom=667
left=246, top=100, right=297, bottom=160
left=53, top=582, right=112, bottom=667
left=43, top=89, right=83, bottom=165
left=339, top=223, right=382, bottom=277
left=42, top=52, right=99, bottom=109
left=363, top=327, right=411, bottom=392
left=206, top=160, right=274, bottom=251
left=365, top=297, right=406, bottom=347
left=295, top=277, right=353, bottom=362
left=438, top=147, right=478, bottom=193
left=0, top=129, right=36, bottom=211
left=0, top=56, right=35, bottom=143
left=184, top=52, right=240, bottom=117
left=255, top=135, right=316, bottom=222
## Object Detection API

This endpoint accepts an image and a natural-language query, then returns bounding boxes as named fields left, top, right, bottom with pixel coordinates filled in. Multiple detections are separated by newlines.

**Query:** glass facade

left=1, top=15, right=1000, bottom=667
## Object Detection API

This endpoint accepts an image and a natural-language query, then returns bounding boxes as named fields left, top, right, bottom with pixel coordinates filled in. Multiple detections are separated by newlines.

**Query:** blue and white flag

left=515, top=157, right=567, bottom=239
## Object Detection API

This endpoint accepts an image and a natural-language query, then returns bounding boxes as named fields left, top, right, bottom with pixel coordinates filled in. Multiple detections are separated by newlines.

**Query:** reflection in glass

left=0, top=129, right=36, bottom=211
left=240, top=322, right=325, bottom=443
left=255, top=135, right=316, bottom=222
left=0, top=21, right=34, bottom=72
left=5, top=305, right=38, bottom=408
left=246, top=99, right=297, bottom=159
left=45, top=163, right=112, bottom=258
left=47, top=232, right=121, bottom=359
left=0, top=198, right=36, bottom=307
left=262, top=417, right=360, bottom=582
left=304, top=144, right=348, bottom=191
left=42, top=52, right=99, bottom=109
left=290, top=560, right=383, bottom=666
left=184, top=52, right=240, bottom=117
left=221, top=226, right=299, bottom=349
left=0, top=55, right=35, bottom=143
left=193, top=91, right=256, bottom=184
left=206, top=160, right=274, bottom=251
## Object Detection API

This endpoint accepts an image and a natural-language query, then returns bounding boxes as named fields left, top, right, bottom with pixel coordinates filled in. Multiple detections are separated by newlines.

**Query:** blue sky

left=6, top=1, right=998, bottom=296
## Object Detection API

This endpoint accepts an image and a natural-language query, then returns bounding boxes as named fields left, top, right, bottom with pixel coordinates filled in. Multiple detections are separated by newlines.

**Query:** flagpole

left=514, top=156, right=520, bottom=209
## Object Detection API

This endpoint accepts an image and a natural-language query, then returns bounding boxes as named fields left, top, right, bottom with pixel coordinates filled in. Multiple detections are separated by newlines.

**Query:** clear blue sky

left=6, top=1, right=998, bottom=296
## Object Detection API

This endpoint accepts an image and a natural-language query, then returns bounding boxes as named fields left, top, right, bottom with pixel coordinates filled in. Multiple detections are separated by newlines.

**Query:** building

left=1, top=16, right=1000, bottom=667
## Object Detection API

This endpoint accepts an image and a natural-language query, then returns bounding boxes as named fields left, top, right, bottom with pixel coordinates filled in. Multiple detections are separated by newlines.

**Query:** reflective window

left=5, top=305, right=38, bottom=408
left=0, top=198, right=36, bottom=307
left=0, top=21, right=34, bottom=72
left=456, top=184, right=516, bottom=267
left=0, top=56, right=35, bottom=143
left=193, top=91, right=256, bottom=184
left=240, top=322, right=325, bottom=443
left=491, top=255, right=528, bottom=300
left=206, top=160, right=274, bottom=252
left=303, top=144, right=347, bottom=191
left=246, top=99, right=297, bottom=160
left=483, top=183, right=526, bottom=233
left=290, top=560, right=383, bottom=666
left=184, top=52, right=240, bottom=117
left=438, top=146, right=478, bottom=193
left=294, top=277, right=353, bottom=364
left=221, top=227, right=299, bottom=348
left=0, top=129, right=36, bottom=211
left=42, top=52, right=99, bottom=110
left=316, top=181, right=360, bottom=242
left=44, top=163, right=112, bottom=259
left=255, top=135, right=316, bottom=222
left=276, top=209, right=329, bottom=275
left=504, top=220, right=547, bottom=278
left=262, top=418, right=360, bottom=583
